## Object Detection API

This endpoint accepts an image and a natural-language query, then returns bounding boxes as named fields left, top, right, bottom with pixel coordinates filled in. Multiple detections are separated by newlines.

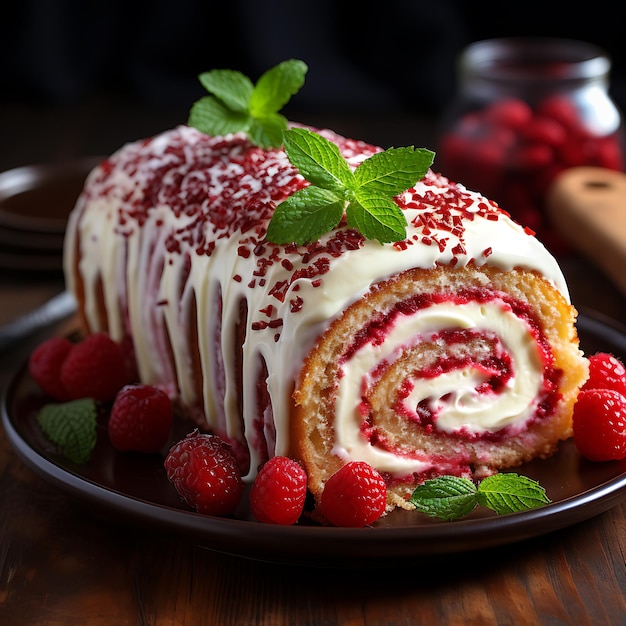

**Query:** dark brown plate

left=2, top=310, right=626, bottom=566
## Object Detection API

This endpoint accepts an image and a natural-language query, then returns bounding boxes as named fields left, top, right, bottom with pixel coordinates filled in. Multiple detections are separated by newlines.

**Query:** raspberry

left=521, top=116, right=566, bottom=148
left=28, top=336, right=73, bottom=400
left=513, top=143, right=554, bottom=171
left=573, top=389, right=626, bottom=461
left=581, top=352, right=626, bottom=396
left=536, top=95, right=581, bottom=130
left=483, top=98, right=532, bottom=129
left=164, top=430, right=244, bottom=516
left=320, top=461, right=387, bottom=527
left=108, top=384, right=173, bottom=453
left=60, top=333, right=129, bottom=402
left=250, top=456, right=307, bottom=525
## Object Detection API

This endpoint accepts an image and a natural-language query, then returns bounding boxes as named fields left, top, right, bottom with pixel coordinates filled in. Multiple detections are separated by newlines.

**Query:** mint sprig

left=36, top=399, right=98, bottom=464
left=408, top=473, right=551, bottom=521
left=266, top=127, right=434, bottom=245
left=476, top=473, right=552, bottom=514
left=188, top=59, right=308, bottom=148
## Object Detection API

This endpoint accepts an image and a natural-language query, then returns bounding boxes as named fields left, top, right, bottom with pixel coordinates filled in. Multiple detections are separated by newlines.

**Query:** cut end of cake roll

left=292, top=264, right=587, bottom=511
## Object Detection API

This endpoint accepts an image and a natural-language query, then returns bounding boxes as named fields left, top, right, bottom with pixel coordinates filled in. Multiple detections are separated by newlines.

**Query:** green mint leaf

left=409, top=476, right=479, bottom=521
left=266, top=186, right=345, bottom=244
left=248, top=113, right=289, bottom=151
left=283, top=128, right=354, bottom=192
left=188, top=96, right=251, bottom=137
left=476, top=473, right=551, bottom=515
left=189, top=59, right=307, bottom=148
left=249, top=59, right=308, bottom=116
left=348, top=191, right=407, bottom=243
left=36, top=398, right=98, bottom=465
left=410, top=473, right=551, bottom=521
left=267, top=129, right=434, bottom=245
left=198, top=69, right=254, bottom=113
left=354, top=146, right=435, bottom=196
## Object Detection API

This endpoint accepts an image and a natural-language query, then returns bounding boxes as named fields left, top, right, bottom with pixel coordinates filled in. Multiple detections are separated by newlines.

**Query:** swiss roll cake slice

left=64, top=124, right=588, bottom=512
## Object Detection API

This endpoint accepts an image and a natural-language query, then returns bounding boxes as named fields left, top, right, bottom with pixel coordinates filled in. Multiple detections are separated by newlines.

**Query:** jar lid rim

left=461, top=37, right=611, bottom=81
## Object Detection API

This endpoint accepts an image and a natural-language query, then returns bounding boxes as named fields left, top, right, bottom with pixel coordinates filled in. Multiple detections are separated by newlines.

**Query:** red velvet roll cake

left=63, top=124, right=588, bottom=511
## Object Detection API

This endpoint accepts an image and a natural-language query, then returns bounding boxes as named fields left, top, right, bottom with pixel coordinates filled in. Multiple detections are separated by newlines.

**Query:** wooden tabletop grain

left=0, top=105, right=624, bottom=625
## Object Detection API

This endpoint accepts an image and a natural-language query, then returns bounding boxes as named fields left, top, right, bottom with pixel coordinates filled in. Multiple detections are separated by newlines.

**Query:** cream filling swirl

left=332, top=302, right=543, bottom=476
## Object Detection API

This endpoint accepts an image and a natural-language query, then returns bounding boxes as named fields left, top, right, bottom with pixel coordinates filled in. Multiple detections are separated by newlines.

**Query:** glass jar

left=437, top=37, right=624, bottom=254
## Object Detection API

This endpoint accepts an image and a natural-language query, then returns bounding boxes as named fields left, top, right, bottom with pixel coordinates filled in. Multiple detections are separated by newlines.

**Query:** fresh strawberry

left=573, top=389, right=626, bottom=461
left=320, top=461, right=387, bottom=527
left=28, top=336, right=73, bottom=400
left=582, top=352, right=626, bottom=396
left=250, top=456, right=307, bottom=525
left=108, top=384, right=173, bottom=453
left=60, top=333, right=129, bottom=402
left=164, top=430, right=244, bottom=516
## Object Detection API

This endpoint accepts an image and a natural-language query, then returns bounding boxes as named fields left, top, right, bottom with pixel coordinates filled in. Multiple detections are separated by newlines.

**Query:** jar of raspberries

left=437, top=37, right=624, bottom=254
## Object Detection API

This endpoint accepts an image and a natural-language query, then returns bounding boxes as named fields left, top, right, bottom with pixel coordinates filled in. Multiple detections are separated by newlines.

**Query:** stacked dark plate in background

left=0, top=158, right=101, bottom=274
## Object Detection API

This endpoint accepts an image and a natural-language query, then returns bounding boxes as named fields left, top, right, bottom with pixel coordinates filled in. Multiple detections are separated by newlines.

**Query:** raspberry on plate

left=164, top=430, right=244, bottom=516
left=108, top=384, right=173, bottom=453
left=581, top=352, right=626, bottom=396
left=60, top=333, right=129, bottom=402
left=250, top=456, right=307, bottom=525
left=320, top=461, right=387, bottom=527
left=573, top=389, right=626, bottom=462
left=28, top=336, right=73, bottom=400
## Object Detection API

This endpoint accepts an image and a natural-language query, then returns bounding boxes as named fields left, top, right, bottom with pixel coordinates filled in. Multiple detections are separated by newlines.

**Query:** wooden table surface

left=0, top=106, right=625, bottom=625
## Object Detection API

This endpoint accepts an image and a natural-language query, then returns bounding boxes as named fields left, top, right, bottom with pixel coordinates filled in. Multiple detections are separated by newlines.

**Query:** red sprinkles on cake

left=84, top=125, right=522, bottom=343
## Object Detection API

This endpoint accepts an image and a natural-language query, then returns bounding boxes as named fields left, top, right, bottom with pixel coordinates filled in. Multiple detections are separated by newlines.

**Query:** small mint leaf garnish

left=188, top=97, right=250, bottom=138
left=247, top=113, right=289, bottom=152
left=476, top=473, right=551, bottom=515
left=189, top=59, right=307, bottom=148
left=36, top=399, right=98, bottom=465
left=249, top=60, right=307, bottom=116
left=198, top=69, right=253, bottom=113
left=266, top=127, right=435, bottom=245
left=349, top=191, right=407, bottom=243
left=282, top=127, right=354, bottom=192
left=409, top=473, right=551, bottom=521
left=409, top=476, right=478, bottom=521
left=352, top=146, right=435, bottom=196
left=267, top=186, right=345, bottom=245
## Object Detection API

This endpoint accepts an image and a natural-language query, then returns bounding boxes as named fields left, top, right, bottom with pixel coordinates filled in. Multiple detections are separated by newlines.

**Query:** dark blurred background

left=1, top=0, right=625, bottom=170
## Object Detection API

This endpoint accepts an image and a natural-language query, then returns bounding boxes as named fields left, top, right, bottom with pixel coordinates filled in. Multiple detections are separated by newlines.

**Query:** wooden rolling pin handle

left=546, top=166, right=626, bottom=294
